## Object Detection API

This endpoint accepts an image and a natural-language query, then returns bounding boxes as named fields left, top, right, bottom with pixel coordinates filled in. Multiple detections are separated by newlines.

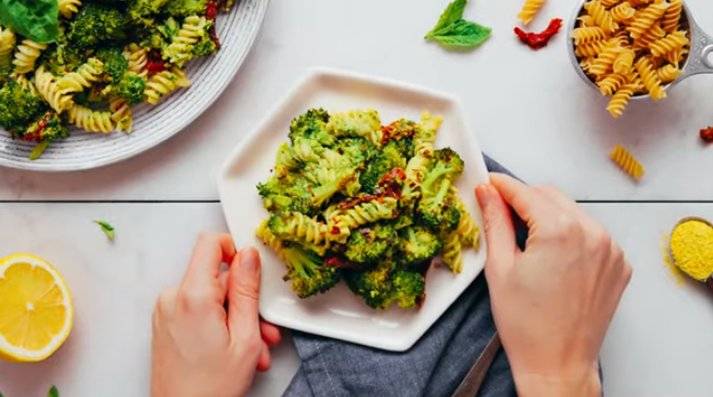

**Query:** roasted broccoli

left=96, top=47, right=129, bottom=82
left=257, top=174, right=313, bottom=215
left=416, top=148, right=465, bottom=231
left=344, top=224, right=398, bottom=265
left=0, top=80, right=46, bottom=136
left=68, top=4, right=129, bottom=48
left=326, top=109, right=381, bottom=140
left=344, top=261, right=395, bottom=309
left=166, top=0, right=208, bottom=16
left=282, top=244, right=339, bottom=298
left=333, top=137, right=377, bottom=166
left=24, top=112, right=69, bottom=143
left=399, top=226, right=442, bottom=266
left=129, top=0, right=170, bottom=26
left=390, top=270, right=425, bottom=309
left=358, top=140, right=409, bottom=193
left=289, top=108, right=334, bottom=147
left=114, top=73, right=147, bottom=105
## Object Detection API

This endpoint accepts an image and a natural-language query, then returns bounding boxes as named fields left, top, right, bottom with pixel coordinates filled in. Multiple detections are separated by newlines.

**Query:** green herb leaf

left=426, top=0, right=467, bottom=37
left=427, top=20, right=492, bottom=49
left=0, top=0, right=59, bottom=43
left=29, top=141, right=50, bottom=161
left=48, top=385, right=59, bottom=397
left=94, top=220, right=115, bottom=241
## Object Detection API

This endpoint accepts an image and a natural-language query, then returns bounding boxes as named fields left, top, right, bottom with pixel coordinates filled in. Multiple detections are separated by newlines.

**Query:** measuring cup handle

left=687, top=23, right=713, bottom=75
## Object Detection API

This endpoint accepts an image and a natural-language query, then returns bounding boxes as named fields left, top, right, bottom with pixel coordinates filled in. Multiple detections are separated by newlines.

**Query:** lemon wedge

left=0, top=253, right=73, bottom=362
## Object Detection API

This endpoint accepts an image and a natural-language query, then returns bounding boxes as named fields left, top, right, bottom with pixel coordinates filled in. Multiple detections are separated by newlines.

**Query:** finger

left=181, top=233, right=237, bottom=296
left=476, top=184, right=517, bottom=279
left=490, top=173, right=549, bottom=227
left=260, top=321, right=282, bottom=347
left=228, top=247, right=262, bottom=339
left=218, top=271, right=230, bottom=296
left=536, top=185, right=579, bottom=213
left=256, top=342, right=271, bottom=372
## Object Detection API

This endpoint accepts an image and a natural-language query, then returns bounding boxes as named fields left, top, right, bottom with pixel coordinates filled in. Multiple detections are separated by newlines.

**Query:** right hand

left=476, top=174, right=632, bottom=397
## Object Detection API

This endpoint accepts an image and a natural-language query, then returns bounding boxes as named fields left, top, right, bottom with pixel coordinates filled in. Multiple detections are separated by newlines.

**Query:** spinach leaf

left=0, top=0, right=59, bottom=43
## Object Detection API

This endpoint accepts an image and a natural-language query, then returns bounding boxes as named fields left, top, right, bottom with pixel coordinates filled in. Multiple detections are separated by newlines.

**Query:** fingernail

left=239, top=247, right=259, bottom=273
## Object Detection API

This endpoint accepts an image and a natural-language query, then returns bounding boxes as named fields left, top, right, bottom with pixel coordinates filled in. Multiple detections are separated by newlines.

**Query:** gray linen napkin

left=283, top=155, right=526, bottom=397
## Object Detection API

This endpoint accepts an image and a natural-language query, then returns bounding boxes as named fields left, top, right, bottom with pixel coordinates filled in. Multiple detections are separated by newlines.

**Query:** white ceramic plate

left=218, top=68, right=489, bottom=351
left=0, top=0, right=269, bottom=172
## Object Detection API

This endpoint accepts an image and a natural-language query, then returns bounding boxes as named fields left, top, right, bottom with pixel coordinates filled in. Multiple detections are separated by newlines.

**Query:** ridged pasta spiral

left=414, top=112, right=442, bottom=155
left=517, top=0, right=546, bottom=25
left=612, top=48, right=635, bottom=74
left=584, top=0, right=619, bottom=33
left=632, top=23, right=665, bottom=50
left=15, top=74, right=38, bottom=95
left=611, top=2, right=636, bottom=23
left=664, top=47, right=687, bottom=65
left=602, top=0, right=622, bottom=6
left=256, top=220, right=288, bottom=259
left=401, top=153, right=431, bottom=206
left=67, top=105, right=115, bottom=133
left=590, top=44, right=624, bottom=77
left=441, top=232, right=463, bottom=274
left=661, top=0, right=682, bottom=33
left=627, top=2, right=669, bottom=39
left=649, top=31, right=688, bottom=57
left=577, top=15, right=596, bottom=27
left=110, top=98, right=133, bottom=132
left=144, top=68, right=191, bottom=105
left=597, top=73, right=628, bottom=96
left=34, top=67, right=74, bottom=113
left=451, top=187, right=479, bottom=248
left=575, top=40, right=608, bottom=58
left=635, top=56, right=666, bottom=100
left=164, top=16, right=211, bottom=67
left=125, top=43, right=148, bottom=77
left=657, top=64, right=681, bottom=83
left=606, top=82, right=637, bottom=118
left=327, top=197, right=398, bottom=243
left=571, top=27, right=608, bottom=45
left=0, top=27, right=16, bottom=71
left=57, top=58, right=104, bottom=94
left=12, top=40, right=47, bottom=75
left=271, top=212, right=331, bottom=255
left=627, top=0, right=653, bottom=6
left=610, top=144, right=645, bottom=180
left=59, top=0, right=82, bottom=18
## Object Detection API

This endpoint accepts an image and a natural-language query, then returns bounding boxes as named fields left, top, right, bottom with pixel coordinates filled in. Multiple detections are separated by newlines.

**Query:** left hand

left=151, top=233, right=282, bottom=397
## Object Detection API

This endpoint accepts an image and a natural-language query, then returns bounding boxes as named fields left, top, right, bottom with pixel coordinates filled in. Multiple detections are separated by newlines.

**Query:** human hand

left=476, top=174, right=632, bottom=397
left=151, top=233, right=282, bottom=397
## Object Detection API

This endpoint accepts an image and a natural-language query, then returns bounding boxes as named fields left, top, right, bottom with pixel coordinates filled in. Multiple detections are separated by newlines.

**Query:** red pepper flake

left=700, top=126, right=713, bottom=143
left=380, top=121, right=416, bottom=145
left=514, top=18, right=563, bottom=50
left=330, top=226, right=342, bottom=235
left=205, top=0, right=218, bottom=20
left=325, top=257, right=346, bottom=268
left=377, top=167, right=406, bottom=198
left=23, top=113, right=50, bottom=142
left=146, top=50, right=166, bottom=76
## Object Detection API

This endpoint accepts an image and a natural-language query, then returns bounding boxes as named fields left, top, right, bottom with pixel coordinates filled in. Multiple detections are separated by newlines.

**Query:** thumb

left=227, top=247, right=262, bottom=338
left=476, top=184, right=517, bottom=281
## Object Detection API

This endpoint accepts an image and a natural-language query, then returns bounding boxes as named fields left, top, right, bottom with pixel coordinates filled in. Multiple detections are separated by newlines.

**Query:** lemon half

left=0, top=253, right=73, bottom=362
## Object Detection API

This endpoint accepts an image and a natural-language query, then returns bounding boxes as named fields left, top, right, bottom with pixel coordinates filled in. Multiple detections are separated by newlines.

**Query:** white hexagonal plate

left=218, top=68, right=489, bottom=351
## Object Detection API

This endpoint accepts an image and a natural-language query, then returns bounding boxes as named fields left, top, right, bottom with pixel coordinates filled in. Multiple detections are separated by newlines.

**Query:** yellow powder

left=661, top=234, right=686, bottom=286
left=669, top=219, right=713, bottom=281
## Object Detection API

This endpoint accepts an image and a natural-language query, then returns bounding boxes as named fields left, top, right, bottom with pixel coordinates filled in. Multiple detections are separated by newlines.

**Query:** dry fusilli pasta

left=610, top=144, right=645, bottom=180
left=584, top=0, right=619, bottom=33
left=661, top=0, right=682, bottom=33
left=572, top=27, right=608, bottom=45
left=635, top=56, right=666, bottom=100
left=627, top=2, right=668, bottom=39
left=606, top=82, right=637, bottom=118
left=657, top=64, right=681, bottom=83
left=649, top=30, right=688, bottom=57
left=517, top=0, right=546, bottom=25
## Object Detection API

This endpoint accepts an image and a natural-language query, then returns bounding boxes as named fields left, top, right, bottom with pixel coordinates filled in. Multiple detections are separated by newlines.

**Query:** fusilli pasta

left=327, top=197, right=399, bottom=243
left=270, top=212, right=331, bottom=255
left=59, top=0, right=82, bottom=18
left=441, top=232, right=463, bottom=274
left=67, top=105, right=114, bottom=133
left=57, top=58, right=104, bottom=94
left=627, top=2, right=668, bottom=39
left=164, top=16, right=212, bottom=67
left=414, top=112, right=442, bottom=155
left=571, top=27, right=608, bottom=45
left=657, top=64, right=681, bottom=83
left=610, top=144, right=645, bottom=180
left=125, top=43, right=148, bottom=77
left=635, top=56, right=666, bottom=100
left=584, top=0, right=619, bottom=33
left=649, top=30, right=688, bottom=57
left=611, top=2, right=636, bottom=23
left=517, top=0, right=546, bottom=25
left=597, top=73, right=628, bottom=96
left=606, top=82, right=637, bottom=118
left=13, top=40, right=47, bottom=75
left=34, top=66, right=74, bottom=113
left=109, top=98, right=133, bottom=133
left=144, top=68, right=191, bottom=105
left=0, top=27, right=16, bottom=74
left=661, top=0, right=682, bottom=33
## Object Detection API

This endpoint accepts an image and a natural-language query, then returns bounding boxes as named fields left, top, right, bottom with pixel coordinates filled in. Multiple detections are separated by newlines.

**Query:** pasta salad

left=255, top=108, right=481, bottom=310
left=0, top=0, right=238, bottom=159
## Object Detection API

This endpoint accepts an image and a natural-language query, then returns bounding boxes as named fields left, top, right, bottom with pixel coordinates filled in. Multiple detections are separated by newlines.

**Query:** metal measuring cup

left=566, top=0, right=713, bottom=100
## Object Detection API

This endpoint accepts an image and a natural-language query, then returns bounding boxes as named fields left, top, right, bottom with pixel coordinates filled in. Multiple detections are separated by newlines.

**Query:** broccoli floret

left=399, top=226, right=442, bottom=266
left=326, top=109, right=381, bottom=140
left=344, top=224, right=398, bottom=265
left=24, top=112, right=69, bottom=143
left=114, top=73, right=147, bottom=105
left=390, top=270, right=425, bottom=309
left=282, top=244, right=339, bottom=298
left=68, top=4, right=129, bottom=48
left=333, top=137, right=377, bottom=167
left=359, top=140, right=408, bottom=193
left=344, top=261, right=395, bottom=309
left=166, top=0, right=208, bottom=17
left=257, top=174, right=313, bottom=215
left=416, top=148, right=465, bottom=231
left=192, top=34, right=218, bottom=57
left=289, top=108, right=334, bottom=147
left=129, top=0, right=170, bottom=26
left=0, top=80, right=46, bottom=135
left=96, top=47, right=129, bottom=82
left=381, top=119, right=417, bottom=144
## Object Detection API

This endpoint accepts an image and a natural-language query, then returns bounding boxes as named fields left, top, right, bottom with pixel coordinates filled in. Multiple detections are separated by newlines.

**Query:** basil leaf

left=0, top=0, right=59, bottom=43
left=94, top=220, right=116, bottom=241
left=426, top=0, right=467, bottom=37
left=29, top=141, right=49, bottom=160
left=427, top=20, right=492, bottom=49
left=48, top=385, right=59, bottom=397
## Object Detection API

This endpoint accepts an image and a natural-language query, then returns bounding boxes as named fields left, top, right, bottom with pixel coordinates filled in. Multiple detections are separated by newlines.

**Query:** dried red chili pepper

left=205, top=0, right=218, bottom=20
left=514, top=18, right=563, bottom=50
left=700, top=126, right=713, bottom=143
left=146, top=50, right=166, bottom=76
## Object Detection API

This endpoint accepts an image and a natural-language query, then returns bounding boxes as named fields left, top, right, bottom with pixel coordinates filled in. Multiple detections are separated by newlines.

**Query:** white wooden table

left=2, top=1, right=713, bottom=395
